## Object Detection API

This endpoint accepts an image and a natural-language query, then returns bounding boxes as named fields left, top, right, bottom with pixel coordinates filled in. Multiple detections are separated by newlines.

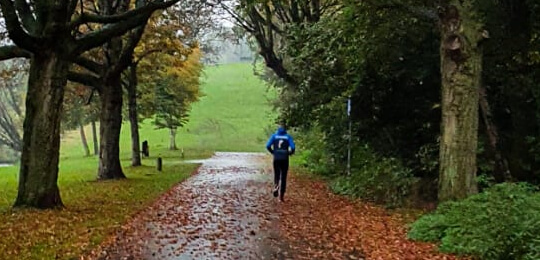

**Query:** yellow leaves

left=138, top=44, right=203, bottom=112
left=135, top=8, right=192, bottom=62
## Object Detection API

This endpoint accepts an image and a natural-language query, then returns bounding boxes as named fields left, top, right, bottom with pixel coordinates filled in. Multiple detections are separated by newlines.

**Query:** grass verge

left=0, top=159, right=200, bottom=260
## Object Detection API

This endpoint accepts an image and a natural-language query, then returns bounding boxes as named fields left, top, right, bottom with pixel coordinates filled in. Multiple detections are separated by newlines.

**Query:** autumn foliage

left=80, top=153, right=462, bottom=260
left=275, top=173, right=462, bottom=260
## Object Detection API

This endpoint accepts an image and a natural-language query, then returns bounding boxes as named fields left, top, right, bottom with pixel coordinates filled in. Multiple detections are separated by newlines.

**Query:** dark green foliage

left=329, top=144, right=416, bottom=207
left=295, top=126, right=343, bottom=176
left=408, top=183, right=540, bottom=259
left=297, top=126, right=416, bottom=207
left=268, top=0, right=540, bottom=195
left=279, top=1, right=442, bottom=180
left=479, top=0, right=540, bottom=181
left=235, top=0, right=540, bottom=255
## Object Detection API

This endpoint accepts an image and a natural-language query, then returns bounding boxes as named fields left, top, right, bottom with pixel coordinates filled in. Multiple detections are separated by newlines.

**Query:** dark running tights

left=273, top=160, right=289, bottom=197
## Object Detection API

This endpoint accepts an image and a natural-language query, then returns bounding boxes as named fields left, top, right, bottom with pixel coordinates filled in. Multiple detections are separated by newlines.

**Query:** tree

left=437, top=1, right=486, bottom=201
left=154, top=48, right=202, bottom=150
left=124, top=3, right=210, bottom=166
left=137, top=45, right=202, bottom=150
left=68, top=0, right=184, bottom=180
left=225, top=0, right=337, bottom=85
left=62, top=83, right=95, bottom=157
left=125, top=63, right=142, bottom=165
left=234, top=0, right=482, bottom=201
left=0, top=0, right=180, bottom=209
left=87, top=95, right=101, bottom=156
left=154, top=78, right=190, bottom=150
left=480, top=0, right=540, bottom=182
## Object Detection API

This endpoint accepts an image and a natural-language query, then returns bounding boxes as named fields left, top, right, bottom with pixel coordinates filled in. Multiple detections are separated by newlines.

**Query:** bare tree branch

left=0, top=59, right=24, bottom=151
left=67, top=70, right=101, bottom=89
left=72, top=56, right=103, bottom=74
left=0, top=0, right=42, bottom=51
left=69, top=0, right=180, bottom=28
left=14, top=0, right=36, bottom=33
left=0, top=45, right=32, bottom=60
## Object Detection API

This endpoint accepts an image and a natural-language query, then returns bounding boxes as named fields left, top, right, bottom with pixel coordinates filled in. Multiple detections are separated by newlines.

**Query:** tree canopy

left=232, top=0, right=540, bottom=202
left=0, top=0, right=184, bottom=208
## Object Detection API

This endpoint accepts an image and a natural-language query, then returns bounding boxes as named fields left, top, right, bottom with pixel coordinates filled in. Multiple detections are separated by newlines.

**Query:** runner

left=265, top=125, right=295, bottom=202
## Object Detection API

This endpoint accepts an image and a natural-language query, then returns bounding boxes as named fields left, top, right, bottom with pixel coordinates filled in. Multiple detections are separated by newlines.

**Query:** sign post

left=347, top=97, right=352, bottom=175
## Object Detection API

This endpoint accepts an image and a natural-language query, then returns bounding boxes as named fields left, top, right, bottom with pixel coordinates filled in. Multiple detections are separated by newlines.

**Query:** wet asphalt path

left=93, top=152, right=281, bottom=260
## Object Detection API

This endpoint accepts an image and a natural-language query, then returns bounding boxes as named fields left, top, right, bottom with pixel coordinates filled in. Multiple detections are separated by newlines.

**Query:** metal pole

left=347, top=117, right=352, bottom=175
left=347, top=97, right=352, bottom=175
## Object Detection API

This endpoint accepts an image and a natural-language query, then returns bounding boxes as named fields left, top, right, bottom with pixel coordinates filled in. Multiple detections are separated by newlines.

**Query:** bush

left=330, top=145, right=416, bottom=207
left=295, top=127, right=416, bottom=207
left=296, top=126, right=342, bottom=176
left=408, top=182, right=540, bottom=260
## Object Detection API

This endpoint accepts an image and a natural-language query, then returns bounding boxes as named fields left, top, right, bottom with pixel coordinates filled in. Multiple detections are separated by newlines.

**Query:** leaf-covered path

left=85, top=152, right=459, bottom=260
left=86, top=152, right=277, bottom=259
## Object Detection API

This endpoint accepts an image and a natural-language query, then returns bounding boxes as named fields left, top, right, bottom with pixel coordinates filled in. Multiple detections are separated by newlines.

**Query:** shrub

left=330, top=145, right=416, bottom=207
left=408, top=182, right=540, bottom=260
left=295, top=126, right=342, bottom=176
left=295, top=127, right=416, bottom=207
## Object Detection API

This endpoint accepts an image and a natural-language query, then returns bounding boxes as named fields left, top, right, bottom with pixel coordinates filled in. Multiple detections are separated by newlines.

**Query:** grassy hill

left=176, top=62, right=276, bottom=152
left=60, top=62, right=276, bottom=159
left=128, top=62, right=276, bottom=154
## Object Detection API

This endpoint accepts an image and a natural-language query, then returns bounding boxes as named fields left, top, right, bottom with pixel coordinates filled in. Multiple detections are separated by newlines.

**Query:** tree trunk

left=169, top=128, right=178, bottom=150
left=98, top=76, right=125, bottom=179
left=92, top=120, right=99, bottom=156
left=79, top=122, right=91, bottom=157
left=127, top=65, right=141, bottom=166
left=438, top=2, right=482, bottom=201
left=14, top=53, right=67, bottom=209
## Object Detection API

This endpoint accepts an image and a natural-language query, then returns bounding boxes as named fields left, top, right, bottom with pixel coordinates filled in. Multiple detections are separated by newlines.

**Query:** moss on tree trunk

left=14, top=53, right=67, bottom=209
left=127, top=65, right=142, bottom=166
left=438, top=1, right=483, bottom=201
left=98, top=75, right=126, bottom=180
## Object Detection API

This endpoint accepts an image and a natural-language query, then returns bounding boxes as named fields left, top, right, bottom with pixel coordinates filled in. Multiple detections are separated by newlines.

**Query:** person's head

left=277, top=123, right=287, bottom=134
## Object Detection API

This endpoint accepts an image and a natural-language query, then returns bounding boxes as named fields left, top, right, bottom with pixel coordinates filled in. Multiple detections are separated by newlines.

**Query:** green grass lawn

left=0, top=62, right=276, bottom=259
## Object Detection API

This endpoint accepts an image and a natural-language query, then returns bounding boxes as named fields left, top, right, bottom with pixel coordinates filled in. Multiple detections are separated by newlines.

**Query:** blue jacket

left=266, top=127, right=295, bottom=161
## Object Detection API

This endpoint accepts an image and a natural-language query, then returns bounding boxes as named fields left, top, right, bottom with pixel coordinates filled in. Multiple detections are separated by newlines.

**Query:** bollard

left=156, top=157, right=162, bottom=172
left=181, top=148, right=184, bottom=159
left=142, top=140, right=149, bottom=157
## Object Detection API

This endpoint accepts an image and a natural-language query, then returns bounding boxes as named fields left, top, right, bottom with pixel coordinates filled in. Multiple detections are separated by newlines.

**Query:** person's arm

left=288, top=135, right=296, bottom=155
left=265, top=135, right=275, bottom=154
